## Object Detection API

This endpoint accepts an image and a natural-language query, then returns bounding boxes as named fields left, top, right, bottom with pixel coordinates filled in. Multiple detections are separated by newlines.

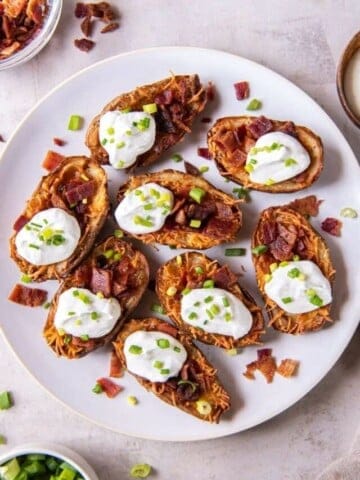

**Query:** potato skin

left=9, top=156, right=110, bottom=282
left=113, top=317, right=231, bottom=423
left=43, top=237, right=149, bottom=359
left=85, top=74, right=207, bottom=169
left=252, top=206, right=335, bottom=334
left=156, top=252, right=264, bottom=349
left=208, top=116, right=324, bottom=193
left=116, top=169, right=242, bottom=249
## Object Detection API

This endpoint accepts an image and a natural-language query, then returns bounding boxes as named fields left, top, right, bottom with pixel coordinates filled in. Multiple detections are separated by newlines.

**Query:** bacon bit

left=257, top=348, right=272, bottom=360
left=90, top=267, right=113, bottom=297
left=213, top=265, right=237, bottom=289
left=243, top=350, right=277, bottom=383
left=80, top=16, right=92, bottom=37
left=42, top=150, right=65, bottom=171
left=277, top=359, right=299, bottom=378
left=321, top=217, right=342, bottom=237
left=216, top=130, right=239, bottom=153
left=13, top=214, right=28, bottom=232
left=201, top=117, right=212, bottom=123
left=109, top=351, right=124, bottom=378
left=154, top=89, right=174, bottom=105
left=53, top=137, right=66, bottom=147
left=74, top=2, right=89, bottom=18
left=243, top=362, right=257, bottom=380
left=270, top=235, right=294, bottom=261
left=184, top=161, right=200, bottom=176
left=277, top=120, right=297, bottom=138
left=74, top=38, right=95, bottom=52
left=71, top=336, right=96, bottom=349
left=234, top=81, right=250, bottom=100
left=8, top=284, right=47, bottom=307
left=229, top=149, right=247, bottom=167
left=206, top=82, right=215, bottom=101
left=96, top=377, right=123, bottom=398
left=0, top=134, right=5, bottom=142
left=247, top=116, right=273, bottom=139
left=65, top=180, right=96, bottom=204
left=288, top=195, right=322, bottom=217
left=197, top=147, right=211, bottom=160
left=156, top=322, right=178, bottom=338
left=101, top=21, right=119, bottom=33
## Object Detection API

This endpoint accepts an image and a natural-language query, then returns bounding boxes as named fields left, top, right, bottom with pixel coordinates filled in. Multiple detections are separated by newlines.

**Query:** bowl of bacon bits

left=0, top=0, right=62, bottom=70
left=0, top=443, right=99, bottom=480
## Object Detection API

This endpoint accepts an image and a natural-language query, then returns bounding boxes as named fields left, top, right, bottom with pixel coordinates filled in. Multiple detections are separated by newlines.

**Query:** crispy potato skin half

left=156, top=252, right=264, bottom=349
left=9, top=156, right=110, bottom=282
left=116, top=169, right=242, bottom=249
left=252, top=207, right=335, bottom=334
left=208, top=116, right=324, bottom=193
left=44, top=237, right=149, bottom=359
left=113, top=317, right=231, bottom=423
left=86, top=75, right=207, bottom=168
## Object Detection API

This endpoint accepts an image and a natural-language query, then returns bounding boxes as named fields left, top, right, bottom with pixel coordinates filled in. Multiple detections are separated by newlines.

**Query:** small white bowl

left=0, top=0, right=63, bottom=71
left=0, top=443, right=99, bottom=480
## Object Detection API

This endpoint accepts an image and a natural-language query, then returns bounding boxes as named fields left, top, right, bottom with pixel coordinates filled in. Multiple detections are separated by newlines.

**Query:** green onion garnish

left=107, top=127, right=115, bottom=135
left=121, top=107, right=131, bottom=113
left=117, top=141, right=125, bottom=149
left=0, top=391, right=12, bottom=410
left=188, top=312, right=198, bottom=320
left=204, top=296, right=213, bottom=303
left=199, top=166, right=209, bottom=174
left=143, top=203, right=154, bottom=210
left=210, top=304, right=220, bottom=315
left=232, top=187, right=250, bottom=201
left=68, top=311, right=75, bottom=316
left=129, top=345, right=143, bottom=355
left=0, top=435, right=6, bottom=445
left=181, top=287, right=191, bottom=295
left=104, top=249, right=114, bottom=259
left=143, top=103, right=157, bottom=114
left=194, top=266, right=204, bottom=274
left=251, top=245, right=268, bottom=255
left=133, top=215, right=154, bottom=227
left=20, top=274, right=32, bottom=284
left=160, top=368, right=170, bottom=375
left=265, top=178, right=276, bottom=186
left=114, top=229, right=124, bottom=238
left=67, top=114, right=83, bottom=131
left=194, top=301, right=201, bottom=307
left=153, top=360, right=164, bottom=369
left=80, top=335, right=89, bottom=341
left=91, top=312, right=99, bottom=320
left=135, top=117, right=151, bottom=131
left=282, top=297, right=293, bottom=304
left=189, top=219, right=201, bottom=228
left=29, top=243, right=40, bottom=249
left=340, top=207, right=358, bottom=218
left=225, top=312, right=232, bottom=321
left=156, top=338, right=170, bottom=349
left=203, top=279, right=215, bottom=288
left=222, top=297, right=230, bottom=307
left=92, top=383, right=103, bottom=394
left=151, top=303, right=165, bottom=314
left=102, top=138, right=108, bottom=145
left=288, top=268, right=300, bottom=278
left=189, top=187, right=206, bottom=204
left=150, top=188, right=160, bottom=198
left=309, top=294, right=323, bottom=307
left=173, top=346, right=181, bottom=352
left=171, top=153, right=183, bottom=162
left=246, top=98, right=262, bottom=111
left=244, top=164, right=254, bottom=173
left=206, top=309, right=214, bottom=320
left=225, top=247, right=246, bottom=256
left=284, top=158, right=298, bottom=167
left=130, top=463, right=152, bottom=478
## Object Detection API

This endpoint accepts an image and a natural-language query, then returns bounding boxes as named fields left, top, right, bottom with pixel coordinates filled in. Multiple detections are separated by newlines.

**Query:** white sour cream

left=180, top=288, right=253, bottom=339
left=15, top=208, right=81, bottom=266
left=114, top=182, right=174, bottom=234
left=54, top=287, right=121, bottom=338
left=99, top=111, right=156, bottom=169
left=124, top=330, right=187, bottom=382
left=264, top=260, right=332, bottom=314
left=245, top=132, right=310, bottom=184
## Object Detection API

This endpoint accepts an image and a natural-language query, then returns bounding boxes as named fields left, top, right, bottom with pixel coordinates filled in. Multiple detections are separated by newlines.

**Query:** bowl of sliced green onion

left=0, top=443, right=99, bottom=480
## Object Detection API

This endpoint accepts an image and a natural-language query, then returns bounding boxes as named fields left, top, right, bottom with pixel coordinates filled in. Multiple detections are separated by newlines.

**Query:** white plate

left=0, top=47, right=359, bottom=442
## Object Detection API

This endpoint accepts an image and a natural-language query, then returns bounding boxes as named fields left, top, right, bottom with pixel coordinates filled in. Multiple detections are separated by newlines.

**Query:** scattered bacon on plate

left=206, top=82, right=215, bottom=101
left=234, top=81, right=250, bottom=100
left=0, top=134, right=5, bottom=142
left=96, top=377, right=123, bottom=398
left=321, top=217, right=342, bottom=237
left=100, top=21, right=119, bottom=33
left=74, top=38, right=95, bottom=52
left=197, top=147, right=211, bottom=160
left=13, top=214, right=28, bottom=231
left=288, top=195, right=322, bottom=217
left=247, top=116, right=273, bottom=139
left=8, top=284, right=47, bottom=307
left=243, top=349, right=299, bottom=383
left=53, top=137, right=66, bottom=147
left=42, top=150, right=65, bottom=171
left=201, top=117, right=212, bottom=123
left=184, top=161, right=200, bottom=176
left=109, top=351, right=124, bottom=378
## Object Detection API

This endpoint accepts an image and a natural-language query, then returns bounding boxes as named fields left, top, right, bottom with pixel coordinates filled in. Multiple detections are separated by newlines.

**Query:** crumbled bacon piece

left=277, top=121, right=297, bottom=138
left=278, top=224, right=297, bottom=248
left=234, top=81, right=249, bottom=100
left=229, top=149, right=247, bottom=167
left=80, top=16, right=92, bottom=37
left=109, top=351, right=123, bottom=378
left=74, top=38, right=95, bottom=52
left=197, top=147, right=212, bottom=159
left=97, top=377, right=123, bottom=398
left=201, top=117, right=212, bottom=123
left=53, top=137, right=66, bottom=147
left=112, top=257, right=130, bottom=296
left=186, top=202, right=216, bottom=221
left=101, top=21, right=119, bottom=33
left=154, top=89, right=174, bottom=105
left=13, top=214, right=28, bottom=232
left=277, top=359, right=299, bottom=378
left=288, top=195, right=322, bottom=217
left=257, top=348, right=272, bottom=360
left=321, top=217, right=342, bottom=237
left=261, top=221, right=277, bottom=244
left=243, top=349, right=276, bottom=383
left=71, top=336, right=96, bottom=349
left=213, top=265, right=237, bottom=289
left=270, top=235, right=294, bottom=261
left=184, top=161, right=200, bottom=176
left=203, top=218, right=235, bottom=238
left=156, top=322, right=178, bottom=338
left=74, top=2, right=89, bottom=18
left=206, top=82, right=215, bottom=101
left=42, top=150, right=65, bottom=171
left=90, top=267, right=113, bottom=297
left=65, top=180, right=96, bottom=204
left=216, top=130, right=239, bottom=152
left=8, top=284, right=47, bottom=307
left=247, top=116, right=273, bottom=139
left=0, top=134, right=5, bottom=142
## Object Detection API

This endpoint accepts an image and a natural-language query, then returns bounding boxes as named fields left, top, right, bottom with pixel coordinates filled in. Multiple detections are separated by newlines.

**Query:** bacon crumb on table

left=41, top=150, right=65, bottom=171
left=197, top=147, right=211, bottom=159
left=234, top=81, right=250, bottom=100
left=184, top=161, right=200, bottom=176
left=321, top=217, right=342, bottom=237
left=8, top=284, right=47, bottom=307
left=109, top=351, right=123, bottom=378
left=243, top=349, right=299, bottom=383
left=74, top=38, right=95, bottom=52
left=277, top=359, right=299, bottom=378
left=53, top=137, right=66, bottom=147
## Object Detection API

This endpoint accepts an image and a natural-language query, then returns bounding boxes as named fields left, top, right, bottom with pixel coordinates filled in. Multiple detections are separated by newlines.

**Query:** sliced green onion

left=156, top=338, right=170, bottom=349
left=173, top=346, right=181, bottom=352
left=127, top=395, right=138, bottom=406
left=121, top=107, right=131, bottom=113
left=264, top=274, right=272, bottom=283
left=107, top=127, right=115, bottom=135
left=194, top=301, right=201, bottom=307
left=264, top=178, right=276, bottom=186
left=204, top=296, right=213, bottom=303
left=143, top=203, right=154, bottom=211
left=194, top=266, right=204, bottom=274
left=130, top=463, right=152, bottom=478
left=129, top=345, right=143, bottom=355
left=151, top=303, right=165, bottom=314
left=160, top=368, right=170, bottom=375
left=80, top=334, right=89, bottom=341
left=0, top=435, right=6, bottom=445
left=189, top=219, right=201, bottom=228
left=246, top=98, right=262, bottom=111
left=244, top=164, right=254, bottom=173
left=284, top=158, right=298, bottom=167
left=20, top=274, right=32, bottom=283
left=282, top=297, right=293, bottom=304
left=225, top=312, right=232, bottom=321
left=210, top=304, right=220, bottom=315
left=309, top=294, right=323, bottom=307
left=232, top=187, right=250, bottom=201
left=104, top=249, right=114, bottom=259
left=222, top=297, right=230, bottom=307
left=171, top=153, right=183, bottom=162
left=150, top=188, right=160, bottom=198
left=91, top=312, right=99, bottom=320
left=67, top=114, right=83, bottom=131
left=153, top=360, right=164, bottom=369
left=225, top=247, right=246, bottom=256
left=136, top=117, right=151, bottom=131
left=0, top=458, right=20, bottom=480
left=117, top=141, right=126, bottom=149
left=195, top=400, right=212, bottom=415
left=0, top=391, right=12, bottom=410
left=181, top=287, right=191, bottom=295
left=114, top=229, right=124, bottom=238
left=288, top=268, right=300, bottom=278
left=340, top=207, right=358, bottom=218
left=113, top=252, right=122, bottom=261
left=143, top=103, right=157, bottom=114
left=101, top=138, right=108, bottom=146
left=206, top=308, right=214, bottom=320
left=279, top=261, right=289, bottom=267
left=133, top=215, right=154, bottom=227
left=251, top=245, right=268, bottom=255
left=203, top=279, right=215, bottom=288
left=92, top=383, right=103, bottom=394
left=188, top=312, right=198, bottom=320
left=199, top=165, right=209, bottom=174
left=166, top=286, right=177, bottom=296
left=270, top=262, right=278, bottom=272
left=29, top=243, right=40, bottom=249
left=189, top=187, right=206, bottom=204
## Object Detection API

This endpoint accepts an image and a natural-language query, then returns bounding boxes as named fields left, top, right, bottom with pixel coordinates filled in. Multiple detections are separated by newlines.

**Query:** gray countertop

left=1, top=1, right=360, bottom=479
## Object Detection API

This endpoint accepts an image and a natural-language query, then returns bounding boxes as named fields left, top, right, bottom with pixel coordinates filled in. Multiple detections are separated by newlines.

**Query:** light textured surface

left=0, top=1, right=360, bottom=479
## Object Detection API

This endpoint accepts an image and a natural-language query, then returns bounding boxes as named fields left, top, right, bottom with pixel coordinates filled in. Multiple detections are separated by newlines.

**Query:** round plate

left=0, top=47, right=359, bottom=441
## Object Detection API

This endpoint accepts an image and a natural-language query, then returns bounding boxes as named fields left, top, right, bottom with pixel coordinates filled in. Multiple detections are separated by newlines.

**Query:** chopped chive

left=194, top=301, right=201, bottom=307
left=153, top=360, right=164, bottom=369
left=225, top=312, right=233, bottom=321
left=150, top=188, right=160, bottom=198
left=116, top=160, right=125, bottom=168
left=156, top=338, right=170, bottom=349
left=43, top=302, right=51, bottom=309
left=129, top=345, right=143, bottom=355
left=125, top=130, right=132, bottom=136
left=189, top=187, right=206, bottom=204
left=160, top=368, right=170, bottom=375
left=194, top=266, right=204, bottom=274
left=143, top=203, right=154, bottom=211
left=143, top=103, right=157, bottom=114
left=270, top=262, right=278, bottom=272
left=204, top=296, right=213, bottom=303
left=264, top=274, right=272, bottom=283
left=151, top=303, right=165, bottom=314
left=0, top=391, right=12, bottom=410
left=244, top=164, right=254, bottom=173
left=113, top=252, right=122, bottom=261
left=73, top=290, right=79, bottom=297
left=68, top=311, right=76, bottom=316
left=64, top=335, right=71, bottom=344
left=20, top=274, right=32, bottom=284
left=29, top=243, right=40, bottom=249
left=340, top=207, right=358, bottom=218
left=279, top=261, right=289, bottom=267
left=127, top=395, right=138, bottom=406
left=67, top=114, right=82, bottom=131
left=133, top=215, right=154, bottom=227
left=232, top=187, right=250, bottom=201
left=282, top=297, right=293, bottom=304
left=114, top=229, right=124, bottom=238
left=181, top=287, right=191, bottom=295
left=288, top=268, right=300, bottom=278
left=306, top=288, right=317, bottom=297
left=199, top=165, right=209, bottom=173
left=203, top=279, right=215, bottom=288
left=251, top=244, right=268, bottom=255
left=107, top=127, right=115, bottom=135
left=225, top=247, right=246, bottom=256
left=206, top=309, right=214, bottom=320
left=104, top=249, right=114, bottom=259
left=92, top=383, right=103, bottom=394
left=117, top=141, right=125, bottom=149
left=91, top=312, right=99, bottom=320
left=121, top=107, right=131, bottom=113
left=265, top=178, right=276, bottom=186
left=210, top=304, right=220, bottom=315
left=249, top=158, right=257, bottom=165
left=174, top=346, right=181, bottom=352
left=284, top=158, right=298, bottom=167
left=101, top=138, right=108, bottom=145
left=222, top=297, right=230, bottom=307
left=309, top=294, right=323, bottom=307
left=189, top=219, right=201, bottom=228
left=30, top=221, right=42, bottom=228
left=188, top=312, right=198, bottom=320
left=171, top=153, right=183, bottom=162
left=130, top=463, right=152, bottom=478
left=0, top=435, right=6, bottom=445
left=246, top=98, right=262, bottom=111
left=80, top=334, right=89, bottom=341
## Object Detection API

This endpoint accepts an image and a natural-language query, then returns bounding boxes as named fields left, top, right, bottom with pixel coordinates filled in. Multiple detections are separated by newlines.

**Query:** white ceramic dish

left=0, top=47, right=359, bottom=442
left=0, top=443, right=99, bottom=479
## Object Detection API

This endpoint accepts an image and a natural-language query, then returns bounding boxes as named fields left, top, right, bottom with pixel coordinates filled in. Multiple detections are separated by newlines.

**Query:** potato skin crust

left=208, top=116, right=324, bottom=193
left=9, top=156, right=110, bottom=282
left=43, top=237, right=149, bottom=359
left=156, top=252, right=264, bottom=349
left=252, top=206, right=335, bottom=334
left=85, top=74, right=207, bottom=169
left=116, top=169, right=242, bottom=249
left=113, top=317, right=231, bottom=423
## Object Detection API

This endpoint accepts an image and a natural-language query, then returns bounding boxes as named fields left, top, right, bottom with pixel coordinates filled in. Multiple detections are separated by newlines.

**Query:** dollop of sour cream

left=180, top=288, right=253, bottom=339
left=99, top=111, right=156, bottom=169
left=124, top=330, right=187, bottom=382
left=264, top=260, right=332, bottom=314
left=115, top=182, right=174, bottom=235
left=54, top=288, right=121, bottom=338
left=245, top=132, right=311, bottom=185
left=15, top=208, right=81, bottom=266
